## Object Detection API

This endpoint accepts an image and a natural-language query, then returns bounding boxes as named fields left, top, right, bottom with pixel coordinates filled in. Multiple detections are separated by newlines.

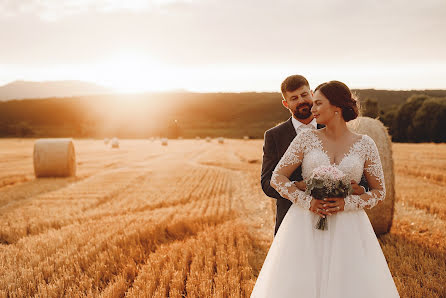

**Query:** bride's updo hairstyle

left=314, top=81, right=359, bottom=122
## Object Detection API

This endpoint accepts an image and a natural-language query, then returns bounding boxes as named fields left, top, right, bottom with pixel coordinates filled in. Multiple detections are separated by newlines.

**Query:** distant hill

left=0, top=80, right=112, bottom=101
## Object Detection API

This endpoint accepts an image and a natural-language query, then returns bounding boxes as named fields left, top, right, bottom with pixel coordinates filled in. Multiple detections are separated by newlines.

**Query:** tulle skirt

left=251, top=204, right=399, bottom=298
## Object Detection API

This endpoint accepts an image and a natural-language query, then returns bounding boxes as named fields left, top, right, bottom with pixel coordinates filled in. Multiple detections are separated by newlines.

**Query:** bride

left=251, top=81, right=399, bottom=297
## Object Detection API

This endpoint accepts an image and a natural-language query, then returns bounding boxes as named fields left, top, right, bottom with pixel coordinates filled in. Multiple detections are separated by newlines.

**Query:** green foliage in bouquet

left=305, top=169, right=353, bottom=230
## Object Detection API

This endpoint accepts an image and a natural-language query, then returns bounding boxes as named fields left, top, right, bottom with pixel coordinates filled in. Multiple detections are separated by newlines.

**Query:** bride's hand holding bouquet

left=305, top=165, right=352, bottom=230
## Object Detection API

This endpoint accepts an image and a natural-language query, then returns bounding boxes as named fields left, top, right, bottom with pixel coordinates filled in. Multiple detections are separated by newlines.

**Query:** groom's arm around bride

left=260, top=75, right=370, bottom=236
left=260, top=75, right=314, bottom=236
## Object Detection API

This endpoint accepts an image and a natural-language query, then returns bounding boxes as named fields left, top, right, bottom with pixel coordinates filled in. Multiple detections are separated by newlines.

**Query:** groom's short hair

left=281, top=75, right=310, bottom=99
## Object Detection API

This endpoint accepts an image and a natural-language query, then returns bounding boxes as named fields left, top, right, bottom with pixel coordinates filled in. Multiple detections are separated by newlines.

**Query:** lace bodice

left=270, top=129, right=385, bottom=211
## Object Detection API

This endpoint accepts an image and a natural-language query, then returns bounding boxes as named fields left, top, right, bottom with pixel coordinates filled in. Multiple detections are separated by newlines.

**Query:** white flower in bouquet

left=305, top=165, right=352, bottom=230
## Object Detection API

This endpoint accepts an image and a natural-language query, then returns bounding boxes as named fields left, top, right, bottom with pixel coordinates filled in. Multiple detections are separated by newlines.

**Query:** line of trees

left=1, top=92, right=445, bottom=142
left=362, top=95, right=446, bottom=143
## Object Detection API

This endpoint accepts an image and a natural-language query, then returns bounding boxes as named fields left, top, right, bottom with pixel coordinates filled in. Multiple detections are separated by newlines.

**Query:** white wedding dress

left=251, top=129, right=399, bottom=298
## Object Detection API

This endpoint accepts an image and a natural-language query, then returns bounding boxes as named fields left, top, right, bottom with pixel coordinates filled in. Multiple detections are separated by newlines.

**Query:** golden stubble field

left=0, top=139, right=445, bottom=297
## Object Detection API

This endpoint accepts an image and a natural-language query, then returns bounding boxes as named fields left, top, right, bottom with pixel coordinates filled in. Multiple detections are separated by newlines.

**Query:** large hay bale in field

left=33, top=138, right=76, bottom=177
left=347, top=116, right=395, bottom=235
left=161, top=138, right=168, bottom=146
left=104, top=138, right=110, bottom=144
left=218, top=137, right=224, bottom=144
left=111, top=138, right=119, bottom=148
left=205, top=137, right=211, bottom=142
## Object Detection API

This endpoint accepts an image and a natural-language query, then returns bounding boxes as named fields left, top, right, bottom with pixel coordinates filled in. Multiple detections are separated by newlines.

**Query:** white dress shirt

left=291, top=117, right=317, bottom=134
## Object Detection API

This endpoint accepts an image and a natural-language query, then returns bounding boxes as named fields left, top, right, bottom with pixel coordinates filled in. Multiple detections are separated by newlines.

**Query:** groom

left=261, top=75, right=367, bottom=236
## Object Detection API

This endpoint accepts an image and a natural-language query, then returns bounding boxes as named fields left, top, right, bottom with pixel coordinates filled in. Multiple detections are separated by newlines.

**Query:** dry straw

left=33, top=138, right=76, bottom=177
left=347, top=116, right=395, bottom=235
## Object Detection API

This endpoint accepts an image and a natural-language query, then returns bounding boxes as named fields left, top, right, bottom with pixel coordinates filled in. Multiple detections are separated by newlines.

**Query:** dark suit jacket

left=261, top=118, right=369, bottom=236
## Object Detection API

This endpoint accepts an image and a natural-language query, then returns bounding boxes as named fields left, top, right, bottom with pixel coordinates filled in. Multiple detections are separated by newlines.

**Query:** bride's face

left=311, top=90, right=340, bottom=124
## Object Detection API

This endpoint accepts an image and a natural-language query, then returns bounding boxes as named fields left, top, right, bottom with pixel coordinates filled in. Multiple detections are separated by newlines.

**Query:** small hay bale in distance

left=111, top=138, right=119, bottom=148
left=217, top=137, right=224, bottom=144
left=104, top=138, right=110, bottom=144
left=347, top=116, right=395, bottom=235
left=243, top=136, right=249, bottom=140
left=161, top=138, right=168, bottom=146
left=205, top=137, right=211, bottom=142
left=195, top=136, right=200, bottom=140
left=33, top=138, right=76, bottom=177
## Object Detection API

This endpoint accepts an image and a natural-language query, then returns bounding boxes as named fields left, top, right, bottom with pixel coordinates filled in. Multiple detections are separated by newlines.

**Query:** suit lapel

left=282, top=117, right=303, bottom=181
left=277, top=118, right=296, bottom=157
left=285, top=117, right=296, bottom=142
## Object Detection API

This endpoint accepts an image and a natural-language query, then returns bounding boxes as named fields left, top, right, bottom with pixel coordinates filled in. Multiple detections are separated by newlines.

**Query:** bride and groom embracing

left=253, top=75, right=399, bottom=297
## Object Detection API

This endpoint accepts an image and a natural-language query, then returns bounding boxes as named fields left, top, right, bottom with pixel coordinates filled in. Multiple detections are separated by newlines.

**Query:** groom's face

left=282, top=85, right=313, bottom=120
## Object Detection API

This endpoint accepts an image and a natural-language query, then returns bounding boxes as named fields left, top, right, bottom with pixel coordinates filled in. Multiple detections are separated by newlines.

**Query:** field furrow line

left=126, top=223, right=260, bottom=297
left=0, top=202, right=236, bottom=297
left=0, top=169, right=149, bottom=244
left=396, top=175, right=446, bottom=220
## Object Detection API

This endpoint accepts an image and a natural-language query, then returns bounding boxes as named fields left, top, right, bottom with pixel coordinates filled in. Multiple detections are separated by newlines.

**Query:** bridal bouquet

left=305, top=165, right=352, bottom=230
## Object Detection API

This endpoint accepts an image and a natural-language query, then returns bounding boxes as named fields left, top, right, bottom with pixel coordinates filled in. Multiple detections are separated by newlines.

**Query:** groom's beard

left=293, top=103, right=313, bottom=119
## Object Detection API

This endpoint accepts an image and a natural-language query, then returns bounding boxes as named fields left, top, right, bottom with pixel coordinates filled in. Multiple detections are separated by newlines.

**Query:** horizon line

left=1, top=79, right=446, bottom=93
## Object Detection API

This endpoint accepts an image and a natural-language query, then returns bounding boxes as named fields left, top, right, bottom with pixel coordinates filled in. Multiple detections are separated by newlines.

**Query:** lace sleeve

left=344, top=136, right=386, bottom=211
left=270, top=131, right=313, bottom=210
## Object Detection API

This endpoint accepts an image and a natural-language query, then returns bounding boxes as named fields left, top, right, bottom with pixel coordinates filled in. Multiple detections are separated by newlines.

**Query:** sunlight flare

left=96, top=51, right=168, bottom=93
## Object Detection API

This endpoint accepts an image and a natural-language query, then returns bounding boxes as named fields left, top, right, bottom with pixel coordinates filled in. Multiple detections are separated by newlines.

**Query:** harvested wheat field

left=0, top=139, right=445, bottom=297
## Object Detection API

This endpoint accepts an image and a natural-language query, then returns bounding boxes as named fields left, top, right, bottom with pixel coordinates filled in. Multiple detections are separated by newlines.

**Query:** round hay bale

left=104, top=138, right=110, bottom=144
left=161, top=138, right=168, bottom=146
left=243, top=136, right=249, bottom=140
left=205, top=137, right=211, bottom=143
left=111, top=138, right=119, bottom=149
left=217, top=137, right=224, bottom=144
left=347, top=116, right=395, bottom=235
left=33, top=138, right=76, bottom=177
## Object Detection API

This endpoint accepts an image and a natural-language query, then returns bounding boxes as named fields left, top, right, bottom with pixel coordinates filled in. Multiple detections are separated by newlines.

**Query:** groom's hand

left=322, top=198, right=345, bottom=215
left=351, top=180, right=366, bottom=195
left=293, top=180, right=306, bottom=191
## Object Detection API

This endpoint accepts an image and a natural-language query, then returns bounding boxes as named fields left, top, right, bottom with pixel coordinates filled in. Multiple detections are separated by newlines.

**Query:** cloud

left=0, top=0, right=445, bottom=89
left=0, top=0, right=195, bottom=21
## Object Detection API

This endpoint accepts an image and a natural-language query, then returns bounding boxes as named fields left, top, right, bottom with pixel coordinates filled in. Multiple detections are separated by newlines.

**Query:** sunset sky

left=0, top=0, right=445, bottom=92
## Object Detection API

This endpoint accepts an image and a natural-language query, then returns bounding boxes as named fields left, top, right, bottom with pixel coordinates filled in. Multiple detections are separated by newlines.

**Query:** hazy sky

left=1, top=0, right=445, bottom=92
